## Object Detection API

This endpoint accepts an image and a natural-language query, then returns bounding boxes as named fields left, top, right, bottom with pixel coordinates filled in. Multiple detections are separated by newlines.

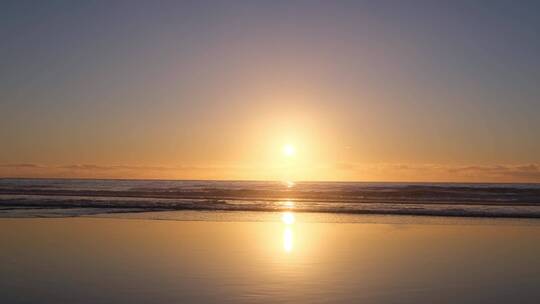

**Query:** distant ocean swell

left=1, top=179, right=539, bottom=218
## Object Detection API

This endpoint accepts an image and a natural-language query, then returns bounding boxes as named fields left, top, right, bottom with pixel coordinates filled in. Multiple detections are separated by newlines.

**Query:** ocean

left=1, top=178, right=539, bottom=218
left=2, top=179, right=540, bottom=303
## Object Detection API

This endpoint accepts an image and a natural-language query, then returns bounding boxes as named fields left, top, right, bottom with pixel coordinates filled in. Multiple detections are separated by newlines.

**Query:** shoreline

left=2, top=205, right=540, bottom=219
left=2, top=209, right=540, bottom=226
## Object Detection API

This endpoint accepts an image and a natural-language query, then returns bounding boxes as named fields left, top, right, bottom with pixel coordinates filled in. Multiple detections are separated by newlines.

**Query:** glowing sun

left=282, top=144, right=296, bottom=157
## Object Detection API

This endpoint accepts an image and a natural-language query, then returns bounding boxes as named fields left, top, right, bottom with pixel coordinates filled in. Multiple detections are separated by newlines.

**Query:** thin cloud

left=0, top=163, right=43, bottom=168
left=1, top=163, right=540, bottom=182
left=335, top=163, right=540, bottom=182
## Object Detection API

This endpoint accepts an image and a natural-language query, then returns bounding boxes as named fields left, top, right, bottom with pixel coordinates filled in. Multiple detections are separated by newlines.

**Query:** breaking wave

left=1, top=179, right=539, bottom=218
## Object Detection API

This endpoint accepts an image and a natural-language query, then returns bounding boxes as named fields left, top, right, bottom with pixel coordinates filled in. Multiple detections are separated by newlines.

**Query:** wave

left=1, top=179, right=539, bottom=218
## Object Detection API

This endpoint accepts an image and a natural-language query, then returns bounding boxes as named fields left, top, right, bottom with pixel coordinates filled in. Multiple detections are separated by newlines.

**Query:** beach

left=2, top=212, right=539, bottom=303
left=3, top=2, right=540, bottom=303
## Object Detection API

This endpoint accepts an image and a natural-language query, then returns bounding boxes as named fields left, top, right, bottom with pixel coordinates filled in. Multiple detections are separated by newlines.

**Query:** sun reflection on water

left=279, top=200, right=295, bottom=210
left=283, top=227, right=293, bottom=253
left=281, top=211, right=295, bottom=253
left=281, top=212, right=295, bottom=225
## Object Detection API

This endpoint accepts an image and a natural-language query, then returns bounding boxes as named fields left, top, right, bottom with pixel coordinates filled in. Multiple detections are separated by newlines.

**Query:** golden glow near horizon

left=281, top=200, right=295, bottom=209
left=285, top=181, right=295, bottom=188
left=280, top=143, right=300, bottom=182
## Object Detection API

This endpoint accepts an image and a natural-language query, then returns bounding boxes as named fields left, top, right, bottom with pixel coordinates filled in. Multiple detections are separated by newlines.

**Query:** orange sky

left=1, top=2, right=540, bottom=182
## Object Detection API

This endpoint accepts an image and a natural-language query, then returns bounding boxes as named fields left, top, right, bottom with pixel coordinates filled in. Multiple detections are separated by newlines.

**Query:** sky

left=1, top=0, right=540, bottom=182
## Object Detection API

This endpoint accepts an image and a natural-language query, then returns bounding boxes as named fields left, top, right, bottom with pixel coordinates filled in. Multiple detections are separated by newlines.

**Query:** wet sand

left=1, top=213, right=539, bottom=303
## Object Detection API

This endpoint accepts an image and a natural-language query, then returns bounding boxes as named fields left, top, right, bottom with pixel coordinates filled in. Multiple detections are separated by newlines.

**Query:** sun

left=282, top=144, right=296, bottom=157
